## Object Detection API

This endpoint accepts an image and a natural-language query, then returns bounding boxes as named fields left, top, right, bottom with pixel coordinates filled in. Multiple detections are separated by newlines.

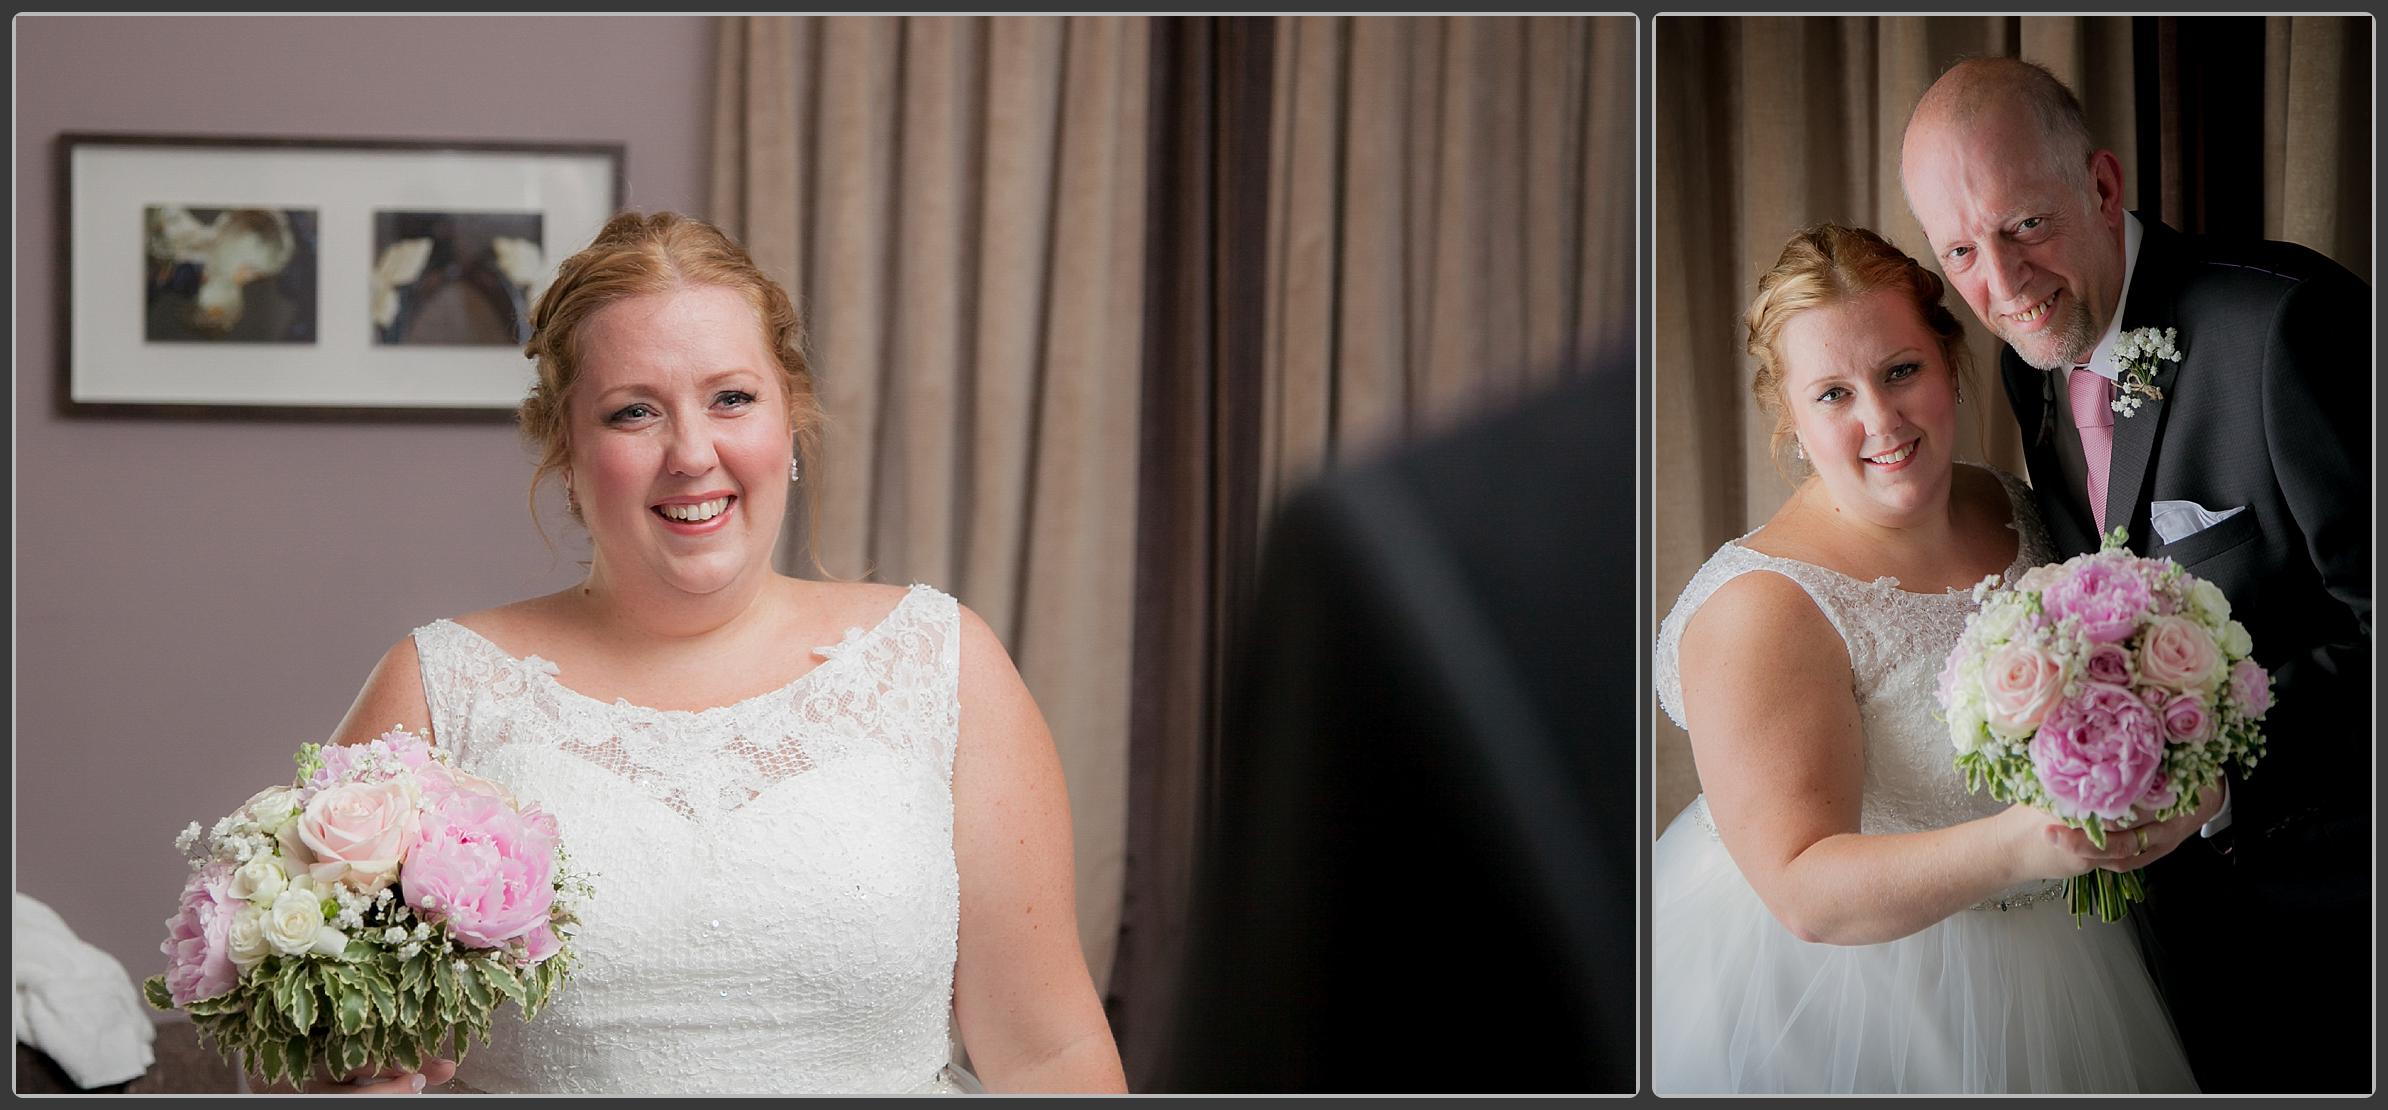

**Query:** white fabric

left=411, top=584, right=972, bottom=1095
left=1650, top=466, right=2197, bottom=1093
left=13, top=892, right=156, bottom=1088
left=2148, top=497, right=2246, bottom=546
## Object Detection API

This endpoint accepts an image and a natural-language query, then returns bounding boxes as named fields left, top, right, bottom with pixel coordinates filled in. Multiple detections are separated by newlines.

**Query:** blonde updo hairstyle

left=518, top=211, right=822, bottom=545
left=1744, top=223, right=1971, bottom=478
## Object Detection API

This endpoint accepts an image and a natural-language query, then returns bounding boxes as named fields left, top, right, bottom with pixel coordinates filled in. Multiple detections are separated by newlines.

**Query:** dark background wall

left=15, top=15, right=716, bottom=985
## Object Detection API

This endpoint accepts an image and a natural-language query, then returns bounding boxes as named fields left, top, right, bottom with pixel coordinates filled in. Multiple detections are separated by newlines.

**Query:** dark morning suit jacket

left=1999, top=214, right=2370, bottom=1092
left=1164, top=367, right=1636, bottom=1093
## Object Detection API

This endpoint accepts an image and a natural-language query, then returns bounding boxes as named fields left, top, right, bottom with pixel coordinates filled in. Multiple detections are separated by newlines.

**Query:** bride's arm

left=1679, top=573, right=2118, bottom=946
left=327, top=637, right=438, bottom=749
left=949, top=605, right=1128, bottom=1093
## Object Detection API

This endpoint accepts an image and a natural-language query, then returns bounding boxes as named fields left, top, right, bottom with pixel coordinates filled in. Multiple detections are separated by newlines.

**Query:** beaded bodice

left=410, top=584, right=964, bottom=1094
left=1656, top=467, right=2055, bottom=837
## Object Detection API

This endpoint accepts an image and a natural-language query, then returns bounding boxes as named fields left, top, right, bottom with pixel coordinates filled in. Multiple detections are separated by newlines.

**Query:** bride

left=1651, top=224, right=2214, bottom=1093
left=308, top=212, right=1126, bottom=1094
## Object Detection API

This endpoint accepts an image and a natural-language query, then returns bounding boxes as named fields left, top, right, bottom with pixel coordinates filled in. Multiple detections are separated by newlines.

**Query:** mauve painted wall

left=15, top=16, right=716, bottom=986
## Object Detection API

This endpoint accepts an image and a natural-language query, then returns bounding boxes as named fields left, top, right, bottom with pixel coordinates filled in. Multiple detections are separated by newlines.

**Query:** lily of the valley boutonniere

left=2110, top=326, right=2181, bottom=418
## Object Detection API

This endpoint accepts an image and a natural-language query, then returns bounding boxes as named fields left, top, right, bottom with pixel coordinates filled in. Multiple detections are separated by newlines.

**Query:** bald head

left=1902, top=57, right=2098, bottom=202
left=1898, top=57, right=2128, bottom=372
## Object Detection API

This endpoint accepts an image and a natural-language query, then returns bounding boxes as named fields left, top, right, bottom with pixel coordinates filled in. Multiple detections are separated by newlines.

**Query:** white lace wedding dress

left=1650, top=467, right=2195, bottom=1094
left=409, top=584, right=976, bottom=1094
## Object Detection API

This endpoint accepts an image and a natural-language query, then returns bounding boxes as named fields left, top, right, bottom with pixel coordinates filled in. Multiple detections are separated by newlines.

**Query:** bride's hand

left=2005, top=804, right=2121, bottom=880
left=2040, top=784, right=2228, bottom=874
left=294, top=1057, right=458, bottom=1094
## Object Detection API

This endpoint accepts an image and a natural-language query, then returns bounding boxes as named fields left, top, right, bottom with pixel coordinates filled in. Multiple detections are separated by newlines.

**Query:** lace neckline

left=1729, top=463, right=2029, bottom=598
left=433, top=583, right=932, bottom=721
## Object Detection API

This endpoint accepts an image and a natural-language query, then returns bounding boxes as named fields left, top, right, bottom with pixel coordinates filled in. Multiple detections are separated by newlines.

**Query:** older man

left=1901, top=57, right=2369, bottom=1093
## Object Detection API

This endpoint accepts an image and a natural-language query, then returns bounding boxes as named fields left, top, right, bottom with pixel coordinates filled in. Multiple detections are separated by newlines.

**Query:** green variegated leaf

left=393, top=1037, right=422, bottom=1074
left=289, top=981, right=317, bottom=1033
left=341, top=1036, right=370, bottom=1078
left=285, top=1036, right=313, bottom=1086
left=363, top=972, right=399, bottom=1026
left=477, top=960, right=527, bottom=1007
left=400, top=952, right=429, bottom=994
left=336, top=987, right=370, bottom=1037
left=142, top=976, right=174, bottom=1010
left=433, top=957, right=458, bottom=1004
left=460, top=961, right=493, bottom=1012
left=260, top=1040, right=287, bottom=1086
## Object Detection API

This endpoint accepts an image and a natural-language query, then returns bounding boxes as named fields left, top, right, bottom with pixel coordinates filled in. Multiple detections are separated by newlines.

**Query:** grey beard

left=2004, top=300, right=2102, bottom=372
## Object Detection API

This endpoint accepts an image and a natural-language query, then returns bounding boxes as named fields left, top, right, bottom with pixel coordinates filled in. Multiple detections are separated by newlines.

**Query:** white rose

left=240, top=786, right=303, bottom=834
left=2219, top=620, right=2253, bottom=659
left=226, top=855, right=289, bottom=904
left=263, top=889, right=328, bottom=956
left=1947, top=696, right=1989, bottom=755
left=311, top=926, right=351, bottom=960
left=226, top=906, right=272, bottom=971
left=2187, top=580, right=2231, bottom=628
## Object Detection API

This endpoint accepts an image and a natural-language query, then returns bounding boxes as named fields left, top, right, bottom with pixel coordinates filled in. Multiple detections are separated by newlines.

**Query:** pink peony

left=2042, top=560, right=2152, bottom=644
left=2159, top=692, right=2213, bottom=744
left=1981, top=641, right=2068, bottom=734
left=519, top=923, right=562, bottom=965
left=2137, top=615, right=2223, bottom=693
left=2030, top=682, right=2167, bottom=822
left=403, top=793, right=556, bottom=949
left=2230, top=659, right=2273, bottom=718
left=294, top=780, right=419, bottom=890
left=159, top=862, right=240, bottom=1006
left=2083, top=642, right=2134, bottom=687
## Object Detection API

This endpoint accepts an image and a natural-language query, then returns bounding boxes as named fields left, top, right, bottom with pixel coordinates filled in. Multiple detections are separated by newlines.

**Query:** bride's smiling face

left=566, top=284, right=793, bottom=598
left=1778, top=288, right=1960, bottom=528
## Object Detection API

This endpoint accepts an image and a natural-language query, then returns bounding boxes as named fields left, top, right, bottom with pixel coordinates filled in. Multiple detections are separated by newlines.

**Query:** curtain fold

left=1113, top=15, right=1633, bottom=1087
left=1654, top=15, right=2368, bottom=830
left=710, top=15, right=1148, bottom=992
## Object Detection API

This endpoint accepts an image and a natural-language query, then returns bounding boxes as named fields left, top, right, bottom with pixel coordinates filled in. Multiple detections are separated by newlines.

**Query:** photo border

left=56, top=132, right=625, bottom=419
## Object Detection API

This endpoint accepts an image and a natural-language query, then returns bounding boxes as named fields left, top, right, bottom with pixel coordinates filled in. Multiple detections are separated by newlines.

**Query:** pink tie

left=2069, top=368, right=2115, bottom=532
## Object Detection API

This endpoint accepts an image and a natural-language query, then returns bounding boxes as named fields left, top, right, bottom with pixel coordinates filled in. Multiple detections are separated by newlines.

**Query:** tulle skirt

left=1651, top=798, right=2197, bottom=1094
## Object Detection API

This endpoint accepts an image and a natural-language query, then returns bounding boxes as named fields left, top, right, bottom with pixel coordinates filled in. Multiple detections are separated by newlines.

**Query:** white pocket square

left=2150, top=499, right=2245, bottom=546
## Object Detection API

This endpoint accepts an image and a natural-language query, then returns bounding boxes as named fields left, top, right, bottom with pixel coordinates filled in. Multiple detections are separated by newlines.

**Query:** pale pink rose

left=2159, top=692, right=2213, bottom=744
left=414, top=764, right=518, bottom=810
left=2030, top=682, right=2167, bottom=822
left=2141, top=771, right=2181, bottom=812
left=2042, top=560, right=2152, bottom=644
left=2082, top=642, right=2134, bottom=687
left=519, top=923, right=562, bottom=965
left=1981, top=641, right=2068, bottom=734
left=519, top=804, right=559, bottom=841
left=2230, top=659, right=2274, bottom=718
left=403, top=794, right=556, bottom=949
left=296, top=780, right=420, bottom=890
left=2137, top=615, right=2223, bottom=693
left=159, top=862, right=240, bottom=1006
left=1935, top=648, right=1963, bottom=708
left=2016, top=563, right=2066, bottom=594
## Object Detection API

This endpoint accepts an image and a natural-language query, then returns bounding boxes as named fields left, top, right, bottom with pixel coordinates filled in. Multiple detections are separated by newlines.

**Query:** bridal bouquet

left=1936, top=529, right=2272, bottom=923
left=145, top=728, right=590, bottom=1085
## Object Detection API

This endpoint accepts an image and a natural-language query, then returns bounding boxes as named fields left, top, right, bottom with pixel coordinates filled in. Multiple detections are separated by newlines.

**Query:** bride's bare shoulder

left=781, top=577, right=919, bottom=631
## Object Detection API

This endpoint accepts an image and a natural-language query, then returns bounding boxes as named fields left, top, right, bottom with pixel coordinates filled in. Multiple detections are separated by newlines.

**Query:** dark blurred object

left=1166, top=365, right=1636, bottom=1093
left=16, top=1023, right=243, bottom=1093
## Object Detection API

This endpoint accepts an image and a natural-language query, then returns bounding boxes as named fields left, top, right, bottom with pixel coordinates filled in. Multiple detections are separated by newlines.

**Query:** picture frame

left=57, top=133, right=624, bottom=417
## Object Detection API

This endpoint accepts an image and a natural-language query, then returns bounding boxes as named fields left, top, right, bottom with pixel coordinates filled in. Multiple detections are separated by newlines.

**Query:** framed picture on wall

left=57, top=133, right=624, bottom=416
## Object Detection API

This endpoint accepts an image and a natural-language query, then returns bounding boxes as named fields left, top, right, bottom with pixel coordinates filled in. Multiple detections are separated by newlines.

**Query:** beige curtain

left=710, top=15, right=1148, bottom=987
left=1655, top=14, right=2370, bottom=829
left=1261, top=15, right=1635, bottom=517
left=2264, top=16, right=2370, bottom=280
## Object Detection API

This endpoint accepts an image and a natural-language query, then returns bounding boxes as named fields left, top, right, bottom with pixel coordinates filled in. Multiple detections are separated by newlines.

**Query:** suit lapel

left=2100, top=215, right=2186, bottom=553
